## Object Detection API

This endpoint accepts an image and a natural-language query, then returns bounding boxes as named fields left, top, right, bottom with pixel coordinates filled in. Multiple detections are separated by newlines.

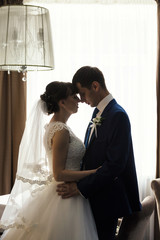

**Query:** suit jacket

left=77, top=99, right=142, bottom=221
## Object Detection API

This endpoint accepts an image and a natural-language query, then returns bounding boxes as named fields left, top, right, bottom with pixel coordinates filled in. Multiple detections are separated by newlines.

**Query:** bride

left=0, top=81, right=98, bottom=240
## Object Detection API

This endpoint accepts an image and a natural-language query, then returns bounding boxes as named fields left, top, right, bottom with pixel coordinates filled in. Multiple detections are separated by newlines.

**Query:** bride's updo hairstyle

left=40, top=81, right=76, bottom=115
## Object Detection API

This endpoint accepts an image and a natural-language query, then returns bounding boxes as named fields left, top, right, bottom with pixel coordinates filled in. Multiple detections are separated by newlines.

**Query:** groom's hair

left=72, top=66, right=106, bottom=91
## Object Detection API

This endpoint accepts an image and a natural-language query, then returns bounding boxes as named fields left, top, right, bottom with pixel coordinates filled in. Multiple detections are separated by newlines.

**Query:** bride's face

left=62, top=94, right=80, bottom=114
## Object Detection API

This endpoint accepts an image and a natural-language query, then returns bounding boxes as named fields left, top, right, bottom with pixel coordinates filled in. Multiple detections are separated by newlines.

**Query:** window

left=26, top=3, right=157, bottom=238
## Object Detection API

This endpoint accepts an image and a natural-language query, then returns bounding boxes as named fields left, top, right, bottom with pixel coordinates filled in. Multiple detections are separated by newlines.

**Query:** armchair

left=116, top=196, right=155, bottom=240
left=151, top=178, right=160, bottom=230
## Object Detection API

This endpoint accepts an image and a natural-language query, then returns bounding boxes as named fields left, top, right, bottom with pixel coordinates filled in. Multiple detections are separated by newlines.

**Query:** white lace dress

left=1, top=122, right=98, bottom=240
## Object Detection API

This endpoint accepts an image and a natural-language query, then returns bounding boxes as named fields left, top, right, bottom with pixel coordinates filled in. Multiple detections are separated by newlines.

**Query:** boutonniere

left=90, top=116, right=105, bottom=137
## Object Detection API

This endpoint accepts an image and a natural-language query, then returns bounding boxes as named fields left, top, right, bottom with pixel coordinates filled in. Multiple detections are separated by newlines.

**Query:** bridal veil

left=0, top=100, right=52, bottom=231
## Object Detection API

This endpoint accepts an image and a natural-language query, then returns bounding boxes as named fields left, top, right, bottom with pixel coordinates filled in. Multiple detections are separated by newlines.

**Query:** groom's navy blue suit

left=77, top=99, right=141, bottom=240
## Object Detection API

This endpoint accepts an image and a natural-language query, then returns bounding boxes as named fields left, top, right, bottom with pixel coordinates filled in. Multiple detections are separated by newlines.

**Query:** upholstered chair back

left=151, top=178, right=160, bottom=229
left=117, top=196, right=155, bottom=240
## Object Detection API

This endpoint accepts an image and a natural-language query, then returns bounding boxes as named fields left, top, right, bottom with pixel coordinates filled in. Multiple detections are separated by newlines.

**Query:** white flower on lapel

left=90, top=116, right=104, bottom=137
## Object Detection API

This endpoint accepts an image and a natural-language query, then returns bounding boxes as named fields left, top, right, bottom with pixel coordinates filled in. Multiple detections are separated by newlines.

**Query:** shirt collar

left=96, top=94, right=113, bottom=115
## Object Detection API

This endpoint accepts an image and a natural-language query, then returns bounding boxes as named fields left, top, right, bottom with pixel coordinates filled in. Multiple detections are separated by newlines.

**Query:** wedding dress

left=0, top=119, right=98, bottom=240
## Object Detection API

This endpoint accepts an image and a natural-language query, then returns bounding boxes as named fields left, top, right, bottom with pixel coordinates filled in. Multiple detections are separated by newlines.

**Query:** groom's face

left=76, top=83, right=97, bottom=107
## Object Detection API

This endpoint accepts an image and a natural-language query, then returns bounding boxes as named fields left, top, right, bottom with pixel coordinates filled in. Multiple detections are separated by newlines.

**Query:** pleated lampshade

left=0, top=5, right=54, bottom=73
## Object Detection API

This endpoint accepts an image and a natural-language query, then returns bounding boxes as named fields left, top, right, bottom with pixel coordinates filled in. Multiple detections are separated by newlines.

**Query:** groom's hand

left=56, top=182, right=80, bottom=199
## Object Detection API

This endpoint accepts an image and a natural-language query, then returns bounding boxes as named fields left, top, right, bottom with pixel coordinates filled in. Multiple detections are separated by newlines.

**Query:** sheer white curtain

left=25, top=1, right=157, bottom=239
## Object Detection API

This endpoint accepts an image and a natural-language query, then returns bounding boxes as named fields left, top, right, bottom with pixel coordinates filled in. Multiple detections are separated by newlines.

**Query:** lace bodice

left=43, top=121, right=85, bottom=171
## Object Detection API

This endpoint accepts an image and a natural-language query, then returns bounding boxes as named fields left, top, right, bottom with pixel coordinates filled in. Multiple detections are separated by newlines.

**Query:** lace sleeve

left=47, top=122, right=69, bottom=150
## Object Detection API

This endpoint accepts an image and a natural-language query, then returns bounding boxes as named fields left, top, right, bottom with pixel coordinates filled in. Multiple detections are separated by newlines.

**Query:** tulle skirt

left=0, top=180, right=98, bottom=240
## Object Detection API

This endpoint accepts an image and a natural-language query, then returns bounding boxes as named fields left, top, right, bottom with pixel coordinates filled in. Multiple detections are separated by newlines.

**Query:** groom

left=57, top=66, right=142, bottom=240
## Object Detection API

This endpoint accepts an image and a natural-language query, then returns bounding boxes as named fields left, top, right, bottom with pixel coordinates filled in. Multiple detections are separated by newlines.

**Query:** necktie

left=84, top=107, right=99, bottom=148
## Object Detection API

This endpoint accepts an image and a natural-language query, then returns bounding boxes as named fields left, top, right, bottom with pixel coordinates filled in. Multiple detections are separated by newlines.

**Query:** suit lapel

left=87, top=99, right=116, bottom=148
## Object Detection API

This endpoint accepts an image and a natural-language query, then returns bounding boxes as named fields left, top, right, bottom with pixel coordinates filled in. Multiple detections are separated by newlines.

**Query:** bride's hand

left=91, top=166, right=102, bottom=173
left=96, top=166, right=102, bottom=171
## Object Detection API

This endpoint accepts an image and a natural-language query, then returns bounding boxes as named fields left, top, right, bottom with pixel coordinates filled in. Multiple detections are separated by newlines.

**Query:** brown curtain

left=156, top=0, right=160, bottom=179
left=0, top=0, right=23, bottom=5
left=0, top=0, right=26, bottom=195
